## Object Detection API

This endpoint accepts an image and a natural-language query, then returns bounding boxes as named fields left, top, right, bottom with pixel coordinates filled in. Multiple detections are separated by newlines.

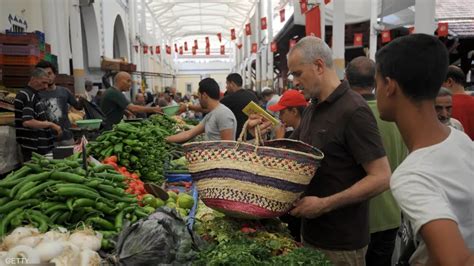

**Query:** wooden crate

left=0, top=65, right=35, bottom=77
left=1, top=76, right=30, bottom=88
left=0, top=55, right=39, bottom=66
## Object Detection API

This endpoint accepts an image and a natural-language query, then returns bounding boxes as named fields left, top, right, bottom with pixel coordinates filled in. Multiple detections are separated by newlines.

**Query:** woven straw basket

left=183, top=122, right=324, bottom=219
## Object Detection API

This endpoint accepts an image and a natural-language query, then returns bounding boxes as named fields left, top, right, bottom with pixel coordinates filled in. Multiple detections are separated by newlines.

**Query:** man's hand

left=289, top=196, right=332, bottom=219
left=153, top=106, right=162, bottom=113
left=177, top=103, right=187, bottom=114
left=50, top=123, right=63, bottom=137
left=247, top=114, right=273, bottom=137
left=274, top=124, right=287, bottom=139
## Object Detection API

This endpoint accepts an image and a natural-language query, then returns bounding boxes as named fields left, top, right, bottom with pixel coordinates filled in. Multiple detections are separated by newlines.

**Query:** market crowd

left=14, top=33, right=474, bottom=265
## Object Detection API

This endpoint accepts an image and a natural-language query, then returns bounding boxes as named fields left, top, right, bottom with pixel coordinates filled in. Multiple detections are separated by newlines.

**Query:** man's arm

left=166, top=123, right=205, bottom=143
left=290, top=156, right=391, bottom=218
left=421, top=219, right=474, bottom=265
left=127, top=104, right=161, bottom=114
left=219, top=128, right=234, bottom=140
left=23, top=119, right=62, bottom=136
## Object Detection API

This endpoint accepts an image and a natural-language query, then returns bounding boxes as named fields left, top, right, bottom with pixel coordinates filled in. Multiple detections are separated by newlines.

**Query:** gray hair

left=289, top=36, right=334, bottom=68
left=31, top=68, right=49, bottom=78
left=438, top=87, right=452, bottom=97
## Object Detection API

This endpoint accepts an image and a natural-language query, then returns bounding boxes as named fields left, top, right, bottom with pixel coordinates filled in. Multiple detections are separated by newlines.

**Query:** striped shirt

left=14, top=86, right=55, bottom=155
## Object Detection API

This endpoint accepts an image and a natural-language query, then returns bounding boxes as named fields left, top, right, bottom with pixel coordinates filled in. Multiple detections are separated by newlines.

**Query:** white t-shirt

left=200, top=104, right=237, bottom=141
left=391, top=129, right=474, bottom=264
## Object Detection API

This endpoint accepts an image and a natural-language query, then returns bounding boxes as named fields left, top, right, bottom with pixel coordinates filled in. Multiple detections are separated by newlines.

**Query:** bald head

left=346, top=56, right=375, bottom=89
left=289, top=36, right=334, bottom=68
left=114, top=71, right=132, bottom=91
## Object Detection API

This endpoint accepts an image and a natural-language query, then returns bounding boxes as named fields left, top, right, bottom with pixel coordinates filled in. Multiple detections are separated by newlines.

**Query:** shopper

left=261, top=88, right=281, bottom=116
left=375, top=33, right=474, bottom=265
left=267, top=89, right=307, bottom=139
left=442, top=65, right=474, bottom=139
left=166, top=78, right=236, bottom=142
left=133, top=93, right=147, bottom=119
left=248, top=36, right=391, bottom=265
left=15, top=68, right=62, bottom=161
left=36, top=60, right=84, bottom=146
left=435, top=87, right=464, bottom=131
left=100, top=72, right=161, bottom=130
left=346, top=56, right=408, bottom=266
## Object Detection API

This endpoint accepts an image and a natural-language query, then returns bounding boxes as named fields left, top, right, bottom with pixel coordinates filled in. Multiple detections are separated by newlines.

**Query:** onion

left=34, top=241, right=65, bottom=262
left=16, top=236, right=42, bottom=248
left=79, top=249, right=100, bottom=266
left=42, top=230, right=69, bottom=242
left=1, top=227, right=39, bottom=250
left=6, top=245, right=40, bottom=264
left=50, top=242, right=80, bottom=266
left=68, top=230, right=102, bottom=251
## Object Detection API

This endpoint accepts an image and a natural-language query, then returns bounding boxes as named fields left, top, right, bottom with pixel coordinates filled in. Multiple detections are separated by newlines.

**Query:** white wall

left=0, top=0, right=44, bottom=33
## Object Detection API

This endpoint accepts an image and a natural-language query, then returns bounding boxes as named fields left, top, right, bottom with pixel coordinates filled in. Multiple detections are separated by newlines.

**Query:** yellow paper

left=242, top=101, right=280, bottom=126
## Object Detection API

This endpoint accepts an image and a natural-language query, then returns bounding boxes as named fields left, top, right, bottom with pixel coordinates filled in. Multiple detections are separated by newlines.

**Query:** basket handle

left=237, top=120, right=265, bottom=147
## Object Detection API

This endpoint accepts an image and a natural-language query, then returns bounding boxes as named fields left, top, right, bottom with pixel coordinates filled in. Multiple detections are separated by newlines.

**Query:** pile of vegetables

left=0, top=153, right=151, bottom=249
left=101, top=155, right=147, bottom=200
left=0, top=227, right=101, bottom=266
left=88, top=115, right=181, bottom=183
left=192, top=203, right=332, bottom=266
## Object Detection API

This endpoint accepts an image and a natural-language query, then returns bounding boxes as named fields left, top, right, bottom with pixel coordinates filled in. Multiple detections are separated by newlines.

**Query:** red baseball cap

left=268, top=90, right=308, bottom=112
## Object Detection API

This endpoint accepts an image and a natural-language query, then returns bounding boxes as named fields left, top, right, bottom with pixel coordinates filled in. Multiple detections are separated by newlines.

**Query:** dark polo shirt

left=291, top=81, right=386, bottom=250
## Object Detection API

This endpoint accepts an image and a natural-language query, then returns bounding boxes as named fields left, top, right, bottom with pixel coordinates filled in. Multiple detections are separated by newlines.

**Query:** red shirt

left=452, top=94, right=474, bottom=140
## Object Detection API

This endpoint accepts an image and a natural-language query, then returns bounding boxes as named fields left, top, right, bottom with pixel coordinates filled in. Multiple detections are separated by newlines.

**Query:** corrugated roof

left=436, top=0, right=474, bottom=38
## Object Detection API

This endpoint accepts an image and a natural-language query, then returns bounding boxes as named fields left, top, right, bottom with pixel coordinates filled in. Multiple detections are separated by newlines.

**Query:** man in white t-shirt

left=375, top=34, right=474, bottom=265
left=166, top=78, right=236, bottom=143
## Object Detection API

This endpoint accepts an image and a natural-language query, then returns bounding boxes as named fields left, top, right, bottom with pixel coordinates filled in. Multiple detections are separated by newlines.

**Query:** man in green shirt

left=346, top=56, right=408, bottom=266
left=100, top=72, right=162, bottom=130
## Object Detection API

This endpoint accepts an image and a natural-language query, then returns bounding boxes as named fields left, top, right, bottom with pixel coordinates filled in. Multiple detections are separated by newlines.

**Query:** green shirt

left=367, top=99, right=408, bottom=233
left=100, top=87, right=130, bottom=130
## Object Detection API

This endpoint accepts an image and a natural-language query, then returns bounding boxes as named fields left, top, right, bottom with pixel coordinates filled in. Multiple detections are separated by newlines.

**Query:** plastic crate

left=1, top=76, right=30, bottom=88
left=39, top=42, right=45, bottom=52
left=34, top=31, right=45, bottom=43
left=0, top=33, right=39, bottom=45
left=45, top=43, right=51, bottom=53
left=0, top=65, right=35, bottom=77
left=0, top=55, right=39, bottom=66
left=0, top=44, right=40, bottom=56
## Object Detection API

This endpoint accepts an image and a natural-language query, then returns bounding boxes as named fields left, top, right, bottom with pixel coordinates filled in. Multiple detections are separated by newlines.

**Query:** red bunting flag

left=230, top=28, right=236, bottom=40
left=179, top=46, right=183, bottom=55
left=251, top=43, right=257, bottom=53
left=236, top=43, right=243, bottom=49
left=300, top=0, right=308, bottom=14
left=174, top=44, right=178, bottom=53
left=166, top=45, right=171, bottom=54
left=280, top=9, right=285, bottom=23
left=271, top=41, right=278, bottom=52
left=353, top=33, right=363, bottom=46
left=381, top=30, right=391, bottom=43
left=194, top=40, right=198, bottom=49
left=324, top=0, right=331, bottom=4
left=134, top=45, right=139, bottom=53
left=289, top=39, right=297, bottom=48
left=205, top=36, right=210, bottom=47
left=205, top=46, right=210, bottom=55
left=192, top=46, right=196, bottom=55
left=245, top=23, right=252, bottom=36
left=143, top=45, right=148, bottom=54
left=408, top=27, right=415, bottom=34
left=155, top=46, right=160, bottom=54
left=220, top=45, right=225, bottom=55
left=150, top=46, right=154, bottom=55
left=437, top=22, right=449, bottom=37
left=306, top=5, right=321, bottom=37
left=261, top=17, right=267, bottom=30
left=217, top=33, right=222, bottom=42
left=184, top=42, right=188, bottom=51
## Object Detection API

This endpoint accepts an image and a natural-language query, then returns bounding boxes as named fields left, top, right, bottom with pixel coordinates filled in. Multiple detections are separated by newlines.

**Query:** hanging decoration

left=353, top=33, right=363, bottom=46
left=174, top=44, right=178, bottom=53
left=437, top=22, right=449, bottom=37
left=261, top=17, right=267, bottom=30
left=155, top=45, right=160, bottom=54
left=245, top=23, right=252, bottom=36
left=300, top=0, right=308, bottom=14
left=381, top=30, right=391, bottom=43
left=179, top=46, right=183, bottom=55
left=143, top=45, right=148, bottom=54
left=305, top=6, right=321, bottom=37
left=220, top=45, right=225, bottom=55
left=166, top=45, right=171, bottom=54
left=324, top=0, right=331, bottom=4
left=251, top=43, right=257, bottom=53
left=230, top=28, right=236, bottom=40
left=192, top=46, right=196, bottom=55
left=271, top=41, right=278, bottom=52
left=280, top=9, right=285, bottom=23
left=205, top=46, right=210, bottom=55
left=237, top=43, right=243, bottom=49
left=134, top=45, right=139, bottom=53
left=217, top=33, right=222, bottom=42
left=194, top=39, right=198, bottom=49
left=205, top=36, right=210, bottom=47
left=150, top=46, right=154, bottom=55
left=184, top=42, right=188, bottom=51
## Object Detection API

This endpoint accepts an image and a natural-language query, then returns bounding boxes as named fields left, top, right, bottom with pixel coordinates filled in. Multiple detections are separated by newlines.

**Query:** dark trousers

left=366, top=228, right=398, bottom=266
left=279, top=214, right=301, bottom=242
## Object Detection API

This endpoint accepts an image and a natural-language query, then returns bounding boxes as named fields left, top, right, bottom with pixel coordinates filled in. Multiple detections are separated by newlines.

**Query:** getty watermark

left=4, top=257, right=29, bottom=265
